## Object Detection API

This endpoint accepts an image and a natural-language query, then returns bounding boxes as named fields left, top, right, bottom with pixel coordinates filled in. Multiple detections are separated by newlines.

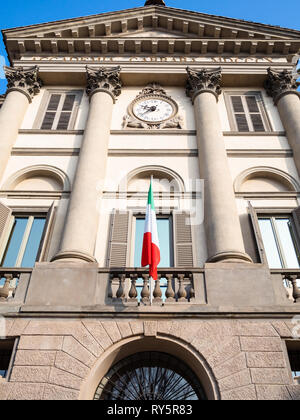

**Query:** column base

left=207, top=251, right=253, bottom=264
left=51, top=250, right=97, bottom=264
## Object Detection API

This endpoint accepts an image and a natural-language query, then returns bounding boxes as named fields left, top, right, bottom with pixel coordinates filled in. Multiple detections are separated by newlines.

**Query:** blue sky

left=0, top=0, right=299, bottom=93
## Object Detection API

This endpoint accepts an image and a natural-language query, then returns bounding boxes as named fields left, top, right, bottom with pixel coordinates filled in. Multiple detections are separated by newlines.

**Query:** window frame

left=224, top=90, right=273, bottom=133
left=256, top=210, right=300, bottom=269
left=0, top=338, right=18, bottom=382
left=33, top=89, right=83, bottom=130
left=285, top=340, right=300, bottom=383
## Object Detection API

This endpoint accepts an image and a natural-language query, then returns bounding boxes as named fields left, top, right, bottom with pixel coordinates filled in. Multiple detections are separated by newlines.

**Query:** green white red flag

left=141, top=180, right=160, bottom=280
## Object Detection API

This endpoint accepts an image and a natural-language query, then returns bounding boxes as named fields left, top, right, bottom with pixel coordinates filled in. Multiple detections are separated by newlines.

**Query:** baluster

left=141, top=274, right=150, bottom=304
left=153, top=274, right=162, bottom=303
left=11, top=274, right=20, bottom=298
left=165, top=274, right=175, bottom=302
left=129, top=274, right=138, bottom=303
left=108, top=273, right=114, bottom=299
left=177, top=274, right=187, bottom=302
left=189, top=274, right=195, bottom=300
left=0, top=274, right=12, bottom=301
left=289, top=275, right=300, bottom=303
left=116, top=274, right=126, bottom=301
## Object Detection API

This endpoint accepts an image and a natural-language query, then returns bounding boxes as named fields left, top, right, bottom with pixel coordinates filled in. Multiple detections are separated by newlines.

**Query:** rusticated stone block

left=24, top=320, right=77, bottom=335
left=10, top=366, right=50, bottom=383
left=206, top=337, right=241, bottom=368
left=8, top=319, right=30, bottom=336
left=256, top=385, right=292, bottom=400
left=129, top=321, right=144, bottom=336
left=272, top=321, right=293, bottom=338
left=49, top=367, right=82, bottom=390
left=157, top=321, right=172, bottom=336
left=246, top=352, right=286, bottom=368
left=43, top=384, right=79, bottom=400
left=144, top=321, right=157, bottom=337
left=73, top=324, right=102, bottom=357
left=287, top=385, right=300, bottom=400
left=18, top=335, right=63, bottom=350
left=7, top=383, right=45, bottom=400
left=101, top=321, right=122, bottom=343
left=14, top=350, right=56, bottom=366
left=0, top=382, right=12, bottom=400
left=62, top=336, right=96, bottom=368
left=221, top=385, right=257, bottom=400
left=251, top=368, right=291, bottom=385
left=240, top=337, right=283, bottom=352
left=214, top=353, right=247, bottom=380
left=117, top=322, right=132, bottom=338
left=55, top=351, right=89, bottom=379
left=218, top=369, right=252, bottom=392
left=83, top=321, right=112, bottom=350
left=232, top=321, right=278, bottom=337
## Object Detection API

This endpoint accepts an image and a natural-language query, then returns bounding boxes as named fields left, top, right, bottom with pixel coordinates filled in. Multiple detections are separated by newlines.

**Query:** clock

left=132, top=97, right=177, bottom=123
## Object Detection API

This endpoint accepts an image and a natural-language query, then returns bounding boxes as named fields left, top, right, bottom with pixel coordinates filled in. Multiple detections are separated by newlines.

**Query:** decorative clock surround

left=123, top=83, right=183, bottom=129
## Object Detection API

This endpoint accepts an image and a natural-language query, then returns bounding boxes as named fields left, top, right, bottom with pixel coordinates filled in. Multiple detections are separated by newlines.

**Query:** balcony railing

left=271, top=269, right=300, bottom=303
left=0, top=268, right=32, bottom=303
left=107, top=269, right=197, bottom=305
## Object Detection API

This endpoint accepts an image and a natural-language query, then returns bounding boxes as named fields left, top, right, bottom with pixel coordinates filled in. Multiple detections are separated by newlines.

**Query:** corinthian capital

left=264, top=68, right=300, bottom=104
left=4, top=66, right=42, bottom=102
left=86, top=66, right=122, bottom=101
left=186, top=67, right=222, bottom=102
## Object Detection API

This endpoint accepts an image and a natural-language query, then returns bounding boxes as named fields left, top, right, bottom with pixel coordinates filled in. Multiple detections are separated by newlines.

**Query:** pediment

left=4, top=5, right=300, bottom=41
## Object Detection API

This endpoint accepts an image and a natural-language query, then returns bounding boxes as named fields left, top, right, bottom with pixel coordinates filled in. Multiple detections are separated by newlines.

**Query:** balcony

left=270, top=269, right=300, bottom=303
left=0, top=268, right=32, bottom=304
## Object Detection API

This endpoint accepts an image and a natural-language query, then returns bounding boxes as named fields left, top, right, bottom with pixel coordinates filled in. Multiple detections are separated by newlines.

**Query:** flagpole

left=150, top=175, right=153, bottom=305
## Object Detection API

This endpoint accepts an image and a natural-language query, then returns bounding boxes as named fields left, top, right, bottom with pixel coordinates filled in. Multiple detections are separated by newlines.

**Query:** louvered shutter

left=41, top=94, right=61, bottom=129
left=0, top=201, right=13, bottom=264
left=248, top=202, right=266, bottom=264
left=231, top=96, right=250, bottom=132
left=108, top=210, right=131, bottom=268
left=245, top=96, right=265, bottom=132
left=173, top=211, right=194, bottom=267
left=56, top=95, right=76, bottom=130
left=292, top=207, right=300, bottom=244
left=36, top=203, right=56, bottom=262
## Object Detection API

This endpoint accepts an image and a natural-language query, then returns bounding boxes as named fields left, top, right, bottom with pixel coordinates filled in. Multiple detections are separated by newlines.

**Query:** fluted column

left=52, top=66, right=122, bottom=263
left=265, top=68, right=300, bottom=175
left=0, top=66, right=42, bottom=182
left=186, top=67, right=252, bottom=263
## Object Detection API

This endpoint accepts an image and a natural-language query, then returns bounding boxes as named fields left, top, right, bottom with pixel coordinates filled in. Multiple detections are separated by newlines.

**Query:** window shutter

left=248, top=202, right=266, bottom=264
left=173, top=211, right=194, bottom=267
left=36, top=203, right=56, bottom=262
left=108, top=210, right=131, bottom=268
left=292, top=207, right=300, bottom=245
left=0, top=201, right=13, bottom=264
left=231, top=96, right=250, bottom=132
left=56, top=95, right=76, bottom=130
left=245, top=96, right=265, bottom=132
left=41, top=94, right=61, bottom=129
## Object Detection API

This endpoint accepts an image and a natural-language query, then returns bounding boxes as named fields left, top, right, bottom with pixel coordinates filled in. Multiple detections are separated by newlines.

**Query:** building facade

left=0, top=0, right=300, bottom=400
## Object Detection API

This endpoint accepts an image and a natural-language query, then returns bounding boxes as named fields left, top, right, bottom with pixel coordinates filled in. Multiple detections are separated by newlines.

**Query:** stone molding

left=4, top=66, right=42, bottom=102
left=85, top=66, right=122, bottom=101
left=186, top=67, right=222, bottom=102
left=264, top=67, right=300, bottom=104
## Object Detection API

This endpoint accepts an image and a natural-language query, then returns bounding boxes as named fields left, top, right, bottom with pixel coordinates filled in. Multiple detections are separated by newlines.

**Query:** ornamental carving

left=4, top=66, right=42, bottom=100
left=86, top=66, right=122, bottom=99
left=186, top=67, right=222, bottom=101
left=264, top=68, right=300, bottom=103
left=123, top=83, right=183, bottom=130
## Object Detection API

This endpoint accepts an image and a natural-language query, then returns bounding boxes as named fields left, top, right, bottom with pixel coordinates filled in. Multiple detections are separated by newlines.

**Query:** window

left=38, top=91, right=82, bottom=130
left=258, top=215, right=300, bottom=269
left=286, top=341, right=300, bottom=380
left=134, top=216, right=173, bottom=300
left=0, top=339, right=15, bottom=379
left=225, top=91, right=271, bottom=132
left=1, top=215, right=46, bottom=268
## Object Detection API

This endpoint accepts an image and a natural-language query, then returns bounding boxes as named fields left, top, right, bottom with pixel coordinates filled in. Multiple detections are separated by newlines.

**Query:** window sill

left=223, top=131, right=286, bottom=136
left=19, top=129, right=84, bottom=135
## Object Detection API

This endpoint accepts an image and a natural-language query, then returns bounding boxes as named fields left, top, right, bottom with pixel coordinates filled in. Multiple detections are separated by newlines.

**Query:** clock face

left=133, top=98, right=175, bottom=123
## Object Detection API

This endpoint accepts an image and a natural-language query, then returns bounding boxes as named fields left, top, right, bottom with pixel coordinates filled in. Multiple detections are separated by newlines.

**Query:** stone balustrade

left=0, top=268, right=32, bottom=302
left=271, top=269, right=300, bottom=303
left=108, top=269, right=196, bottom=305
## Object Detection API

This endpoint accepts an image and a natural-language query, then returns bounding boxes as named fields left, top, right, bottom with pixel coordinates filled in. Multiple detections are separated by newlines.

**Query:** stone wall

left=0, top=318, right=299, bottom=400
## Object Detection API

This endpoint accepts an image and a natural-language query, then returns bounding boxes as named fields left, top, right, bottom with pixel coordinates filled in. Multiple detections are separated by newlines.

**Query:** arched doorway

left=94, top=351, right=207, bottom=400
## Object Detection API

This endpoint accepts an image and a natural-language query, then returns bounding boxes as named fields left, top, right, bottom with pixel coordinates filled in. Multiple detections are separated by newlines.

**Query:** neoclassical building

left=0, top=0, right=300, bottom=400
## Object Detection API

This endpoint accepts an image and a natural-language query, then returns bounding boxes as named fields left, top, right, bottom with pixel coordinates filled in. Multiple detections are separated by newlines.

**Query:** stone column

left=186, top=67, right=252, bottom=263
left=0, top=66, right=42, bottom=182
left=52, top=66, right=122, bottom=263
left=265, top=68, right=300, bottom=175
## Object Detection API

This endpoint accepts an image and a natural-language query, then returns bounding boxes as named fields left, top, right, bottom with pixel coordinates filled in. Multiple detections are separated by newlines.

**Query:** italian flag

left=141, top=180, right=160, bottom=280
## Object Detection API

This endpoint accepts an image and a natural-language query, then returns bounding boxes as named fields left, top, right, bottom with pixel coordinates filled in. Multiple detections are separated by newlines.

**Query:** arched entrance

left=94, top=351, right=207, bottom=400
left=80, top=334, right=219, bottom=400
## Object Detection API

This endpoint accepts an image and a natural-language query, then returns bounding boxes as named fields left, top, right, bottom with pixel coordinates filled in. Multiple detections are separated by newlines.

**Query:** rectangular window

left=0, top=339, right=15, bottom=379
left=258, top=216, right=300, bottom=270
left=39, top=91, right=82, bottom=130
left=134, top=216, right=173, bottom=301
left=1, top=215, right=46, bottom=268
left=226, top=92, right=271, bottom=132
